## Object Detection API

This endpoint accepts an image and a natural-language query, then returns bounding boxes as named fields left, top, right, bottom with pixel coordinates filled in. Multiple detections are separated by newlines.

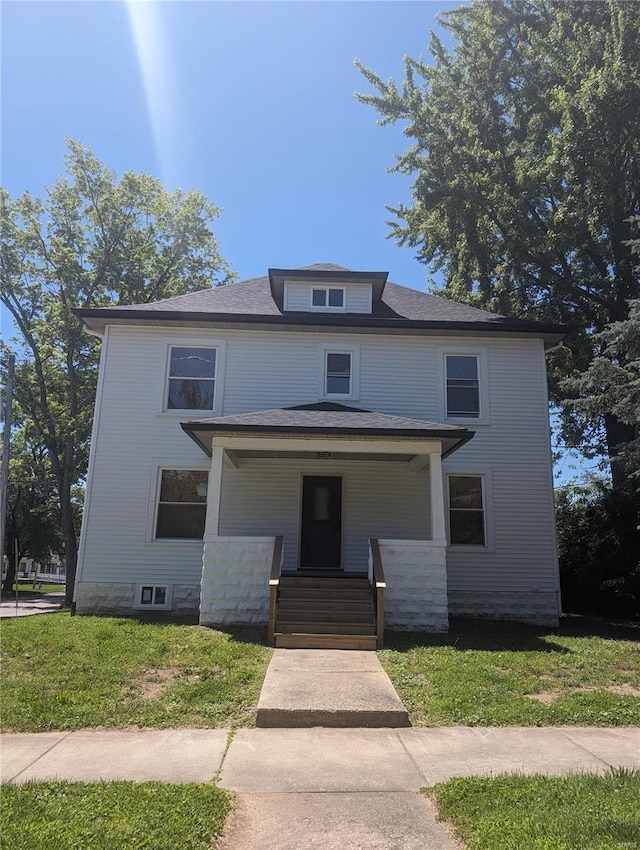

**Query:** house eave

left=74, top=308, right=566, bottom=347
left=180, top=423, right=474, bottom=460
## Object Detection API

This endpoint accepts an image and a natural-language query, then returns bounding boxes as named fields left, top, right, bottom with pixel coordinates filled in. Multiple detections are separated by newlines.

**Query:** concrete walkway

left=3, top=726, right=638, bottom=849
left=256, top=650, right=410, bottom=727
left=0, top=593, right=65, bottom=618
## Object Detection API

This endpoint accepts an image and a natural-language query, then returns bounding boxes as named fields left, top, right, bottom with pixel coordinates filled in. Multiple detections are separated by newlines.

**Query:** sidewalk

left=3, top=726, right=638, bottom=849
left=0, top=593, right=65, bottom=618
left=3, top=725, right=638, bottom=786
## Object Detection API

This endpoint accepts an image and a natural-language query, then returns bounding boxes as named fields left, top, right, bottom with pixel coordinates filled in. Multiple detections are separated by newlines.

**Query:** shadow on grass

left=79, top=611, right=271, bottom=647
left=385, top=615, right=639, bottom=654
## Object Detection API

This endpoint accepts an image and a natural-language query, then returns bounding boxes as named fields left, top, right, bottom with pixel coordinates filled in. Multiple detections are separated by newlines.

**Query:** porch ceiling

left=181, top=402, right=474, bottom=460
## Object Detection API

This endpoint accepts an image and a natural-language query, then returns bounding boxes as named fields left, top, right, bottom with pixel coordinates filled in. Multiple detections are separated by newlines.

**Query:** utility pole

left=0, top=354, right=15, bottom=574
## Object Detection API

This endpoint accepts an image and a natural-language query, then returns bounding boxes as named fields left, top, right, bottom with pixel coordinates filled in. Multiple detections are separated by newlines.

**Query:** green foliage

left=556, top=480, right=639, bottom=618
left=1, top=781, right=232, bottom=850
left=566, top=296, right=640, bottom=486
left=1, top=614, right=271, bottom=731
left=356, top=0, right=640, bottom=459
left=1, top=141, right=232, bottom=602
left=381, top=620, right=640, bottom=727
left=431, top=769, right=640, bottom=850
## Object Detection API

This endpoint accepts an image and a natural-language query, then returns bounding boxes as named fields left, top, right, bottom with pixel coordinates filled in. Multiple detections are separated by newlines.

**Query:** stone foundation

left=74, top=581, right=200, bottom=615
left=448, top=590, right=560, bottom=627
left=199, top=535, right=274, bottom=626
left=376, top=539, right=448, bottom=632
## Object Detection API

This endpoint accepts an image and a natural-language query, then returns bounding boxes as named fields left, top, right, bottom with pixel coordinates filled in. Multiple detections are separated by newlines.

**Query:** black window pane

left=169, top=348, right=216, bottom=378
left=326, top=375, right=350, bottom=394
left=450, top=510, right=485, bottom=545
left=326, top=353, right=351, bottom=375
left=449, top=476, right=483, bottom=509
left=312, top=289, right=326, bottom=306
left=446, top=355, right=477, bottom=380
left=447, top=385, right=479, bottom=416
left=156, top=504, right=207, bottom=539
left=160, top=470, right=208, bottom=503
left=168, top=378, right=214, bottom=410
left=328, top=288, right=344, bottom=307
left=154, top=587, right=166, bottom=605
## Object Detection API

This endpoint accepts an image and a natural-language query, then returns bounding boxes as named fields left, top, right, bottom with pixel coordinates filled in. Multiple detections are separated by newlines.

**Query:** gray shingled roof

left=106, top=263, right=504, bottom=323
left=74, top=262, right=567, bottom=343
left=181, top=402, right=474, bottom=458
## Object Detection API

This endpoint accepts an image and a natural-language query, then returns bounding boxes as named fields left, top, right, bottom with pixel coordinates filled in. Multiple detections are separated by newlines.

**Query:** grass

left=1, top=613, right=272, bottom=731
left=1, top=781, right=232, bottom=850
left=381, top=619, right=640, bottom=726
left=430, top=769, right=640, bottom=850
left=13, top=584, right=66, bottom=594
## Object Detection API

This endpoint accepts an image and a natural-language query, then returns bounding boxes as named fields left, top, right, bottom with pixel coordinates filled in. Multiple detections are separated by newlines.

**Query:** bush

left=556, top=481, right=640, bottom=619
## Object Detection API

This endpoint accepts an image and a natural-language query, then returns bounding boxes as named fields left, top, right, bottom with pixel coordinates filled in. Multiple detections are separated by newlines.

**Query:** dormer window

left=311, top=287, right=345, bottom=310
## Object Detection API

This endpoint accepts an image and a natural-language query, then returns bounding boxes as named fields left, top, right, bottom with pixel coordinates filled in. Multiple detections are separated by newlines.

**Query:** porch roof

left=181, top=402, right=474, bottom=459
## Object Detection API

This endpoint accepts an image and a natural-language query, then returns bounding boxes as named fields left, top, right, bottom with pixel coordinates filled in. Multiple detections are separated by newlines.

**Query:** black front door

left=300, top=476, right=342, bottom=569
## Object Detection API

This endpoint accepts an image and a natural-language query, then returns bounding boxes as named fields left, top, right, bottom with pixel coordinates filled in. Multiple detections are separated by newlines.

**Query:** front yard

left=1, top=613, right=272, bottom=732
left=2, top=613, right=639, bottom=732
left=381, top=618, right=640, bottom=726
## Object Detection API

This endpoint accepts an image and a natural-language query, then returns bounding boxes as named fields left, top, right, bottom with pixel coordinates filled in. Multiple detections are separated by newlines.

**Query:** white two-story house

left=73, top=264, right=565, bottom=648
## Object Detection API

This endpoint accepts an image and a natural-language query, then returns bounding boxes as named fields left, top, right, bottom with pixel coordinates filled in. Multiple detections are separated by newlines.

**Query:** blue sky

left=2, top=0, right=459, bottom=287
left=1, top=0, right=591, bottom=482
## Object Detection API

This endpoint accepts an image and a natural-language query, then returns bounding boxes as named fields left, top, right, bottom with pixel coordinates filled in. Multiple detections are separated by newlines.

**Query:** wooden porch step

left=279, top=580, right=370, bottom=592
left=277, top=622, right=376, bottom=635
left=274, top=633, right=378, bottom=650
left=280, top=586, right=371, bottom=602
left=278, top=598, right=373, bottom=612
left=278, top=610, right=373, bottom=624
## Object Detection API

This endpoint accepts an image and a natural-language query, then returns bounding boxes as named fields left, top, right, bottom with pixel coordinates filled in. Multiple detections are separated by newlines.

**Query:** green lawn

left=381, top=619, right=640, bottom=726
left=1, top=781, right=231, bottom=850
left=430, top=769, right=640, bottom=850
left=1, top=613, right=272, bottom=731
left=14, top=584, right=66, bottom=594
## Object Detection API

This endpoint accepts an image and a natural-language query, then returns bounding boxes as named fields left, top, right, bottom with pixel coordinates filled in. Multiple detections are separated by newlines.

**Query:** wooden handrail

left=267, top=535, right=284, bottom=646
left=369, top=538, right=386, bottom=650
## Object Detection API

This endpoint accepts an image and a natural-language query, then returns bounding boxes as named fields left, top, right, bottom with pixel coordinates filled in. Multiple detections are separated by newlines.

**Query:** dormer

left=269, top=267, right=388, bottom=315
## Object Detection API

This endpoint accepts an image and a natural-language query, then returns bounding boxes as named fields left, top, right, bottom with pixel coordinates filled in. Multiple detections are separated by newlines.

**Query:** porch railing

left=267, top=535, right=284, bottom=646
left=368, top=538, right=386, bottom=650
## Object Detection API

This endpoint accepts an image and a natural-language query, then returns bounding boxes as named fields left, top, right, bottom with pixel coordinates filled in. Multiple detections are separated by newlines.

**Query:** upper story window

left=155, top=469, right=208, bottom=539
left=311, top=287, right=345, bottom=310
left=318, top=343, right=360, bottom=401
left=448, top=474, right=486, bottom=546
left=446, top=355, right=480, bottom=418
left=167, top=347, right=216, bottom=410
left=325, top=351, right=352, bottom=395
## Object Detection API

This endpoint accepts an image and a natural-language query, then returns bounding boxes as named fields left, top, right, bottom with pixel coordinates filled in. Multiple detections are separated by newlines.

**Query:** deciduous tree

left=1, top=141, right=232, bottom=604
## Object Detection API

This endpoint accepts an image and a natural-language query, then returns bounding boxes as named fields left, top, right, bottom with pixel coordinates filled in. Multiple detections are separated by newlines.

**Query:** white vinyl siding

left=218, top=458, right=431, bottom=572
left=77, top=324, right=558, bottom=602
left=284, top=281, right=372, bottom=313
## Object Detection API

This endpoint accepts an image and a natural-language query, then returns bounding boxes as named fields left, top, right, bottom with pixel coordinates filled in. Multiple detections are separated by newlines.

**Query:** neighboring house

left=73, top=264, right=565, bottom=647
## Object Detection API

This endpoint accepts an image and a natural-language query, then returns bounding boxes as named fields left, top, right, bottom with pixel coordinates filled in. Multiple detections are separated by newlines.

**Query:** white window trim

left=157, top=338, right=227, bottom=416
left=309, top=286, right=347, bottom=313
left=134, top=583, right=173, bottom=611
left=444, top=466, right=495, bottom=552
left=318, top=343, right=360, bottom=401
left=437, top=345, right=490, bottom=425
left=146, top=462, right=210, bottom=544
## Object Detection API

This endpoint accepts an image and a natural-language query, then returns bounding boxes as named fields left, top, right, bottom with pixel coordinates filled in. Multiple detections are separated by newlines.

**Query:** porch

left=182, top=403, right=473, bottom=648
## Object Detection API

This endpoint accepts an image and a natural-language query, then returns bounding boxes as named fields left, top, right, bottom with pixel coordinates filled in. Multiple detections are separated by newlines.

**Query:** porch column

left=204, top=445, right=225, bottom=536
left=429, top=449, right=447, bottom=542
